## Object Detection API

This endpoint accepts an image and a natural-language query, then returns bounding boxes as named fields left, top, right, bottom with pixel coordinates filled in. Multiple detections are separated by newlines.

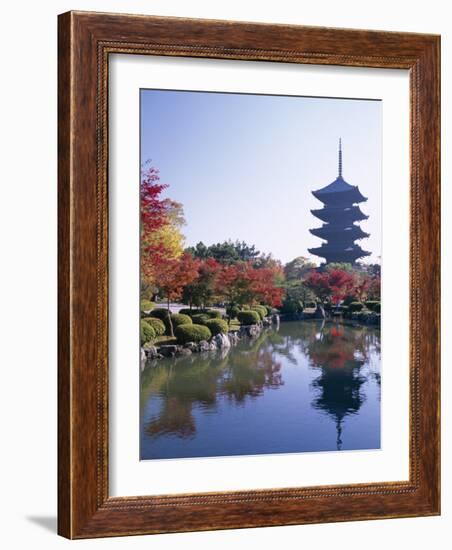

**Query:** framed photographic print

left=58, top=11, right=440, bottom=538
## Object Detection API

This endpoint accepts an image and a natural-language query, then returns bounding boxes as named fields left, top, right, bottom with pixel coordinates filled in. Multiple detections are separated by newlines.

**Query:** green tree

left=280, top=281, right=316, bottom=315
left=284, top=256, right=317, bottom=280
left=187, top=239, right=261, bottom=264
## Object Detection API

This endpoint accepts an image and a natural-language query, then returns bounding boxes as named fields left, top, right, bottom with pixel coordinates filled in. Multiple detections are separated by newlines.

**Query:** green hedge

left=140, top=320, right=156, bottom=345
left=279, top=298, right=300, bottom=315
left=191, top=313, right=211, bottom=325
left=348, top=302, right=364, bottom=312
left=175, top=323, right=212, bottom=344
left=170, top=313, right=192, bottom=328
left=177, top=308, right=221, bottom=318
left=143, top=317, right=166, bottom=336
left=251, top=305, right=268, bottom=319
left=149, top=308, right=170, bottom=320
left=365, top=301, right=381, bottom=313
left=204, top=318, right=229, bottom=336
left=237, top=310, right=260, bottom=325
left=140, top=299, right=154, bottom=312
left=206, top=309, right=222, bottom=319
left=226, top=305, right=240, bottom=320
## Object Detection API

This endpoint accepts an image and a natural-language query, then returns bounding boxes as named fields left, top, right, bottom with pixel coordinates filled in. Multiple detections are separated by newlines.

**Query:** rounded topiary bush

left=150, top=308, right=170, bottom=320
left=365, top=301, right=381, bottom=312
left=237, top=310, right=261, bottom=325
left=170, top=313, right=193, bottom=328
left=178, top=308, right=194, bottom=316
left=348, top=302, right=364, bottom=312
left=175, top=323, right=212, bottom=344
left=342, top=295, right=358, bottom=306
left=252, top=305, right=268, bottom=319
left=204, top=318, right=229, bottom=336
left=140, top=320, right=156, bottom=345
left=191, top=313, right=210, bottom=325
left=206, top=309, right=222, bottom=319
left=280, top=296, right=301, bottom=315
left=226, top=305, right=240, bottom=320
left=143, top=317, right=166, bottom=336
left=140, top=299, right=154, bottom=312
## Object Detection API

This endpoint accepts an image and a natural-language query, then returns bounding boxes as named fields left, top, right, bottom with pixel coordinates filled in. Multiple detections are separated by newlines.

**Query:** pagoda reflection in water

left=140, top=322, right=380, bottom=459
left=309, top=140, right=371, bottom=264
left=305, top=325, right=369, bottom=451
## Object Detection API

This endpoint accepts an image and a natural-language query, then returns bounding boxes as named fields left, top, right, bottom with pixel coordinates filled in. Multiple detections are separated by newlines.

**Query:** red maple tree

left=328, top=269, right=355, bottom=304
left=215, top=261, right=284, bottom=308
left=305, top=269, right=356, bottom=305
left=154, top=253, right=200, bottom=335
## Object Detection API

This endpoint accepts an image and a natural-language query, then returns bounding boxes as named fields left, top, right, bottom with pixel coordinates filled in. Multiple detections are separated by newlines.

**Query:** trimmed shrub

left=191, top=313, right=210, bottom=325
left=204, top=318, right=229, bottom=336
left=140, top=299, right=154, bottom=312
left=177, top=308, right=221, bottom=318
left=206, top=309, right=222, bottom=319
left=226, top=305, right=240, bottom=320
left=348, top=302, right=364, bottom=312
left=175, top=323, right=212, bottom=344
left=280, top=298, right=301, bottom=315
left=170, top=313, right=193, bottom=328
left=140, top=320, right=155, bottom=345
left=252, top=305, right=268, bottom=319
left=365, top=301, right=381, bottom=313
left=143, top=317, right=166, bottom=336
left=342, top=295, right=358, bottom=306
left=237, top=310, right=260, bottom=325
left=150, top=307, right=170, bottom=320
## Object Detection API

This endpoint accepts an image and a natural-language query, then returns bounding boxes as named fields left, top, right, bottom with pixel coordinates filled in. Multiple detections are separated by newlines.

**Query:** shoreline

left=141, top=313, right=380, bottom=369
left=142, top=314, right=279, bottom=369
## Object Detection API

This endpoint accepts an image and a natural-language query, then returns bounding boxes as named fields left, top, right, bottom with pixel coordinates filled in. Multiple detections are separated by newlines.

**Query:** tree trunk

left=166, top=297, right=174, bottom=337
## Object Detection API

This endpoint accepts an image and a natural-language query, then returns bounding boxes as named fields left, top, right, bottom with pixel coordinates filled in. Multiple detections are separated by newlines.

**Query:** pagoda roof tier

left=309, top=224, right=369, bottom=241
left=312, top=178, right=367, bottom=205
left=311, top=205, right=369, bottom=223
left=308, top=243, right=371, bottom=263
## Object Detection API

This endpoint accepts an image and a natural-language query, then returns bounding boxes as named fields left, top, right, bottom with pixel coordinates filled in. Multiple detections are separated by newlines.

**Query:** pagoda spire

left=338, top=138, right=343, bottom=178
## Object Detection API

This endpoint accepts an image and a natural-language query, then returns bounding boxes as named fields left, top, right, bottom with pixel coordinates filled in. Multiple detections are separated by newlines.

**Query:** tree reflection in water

left=141, top=330, right=283, bottom=439
left=140, top=321, right=381, bottom=457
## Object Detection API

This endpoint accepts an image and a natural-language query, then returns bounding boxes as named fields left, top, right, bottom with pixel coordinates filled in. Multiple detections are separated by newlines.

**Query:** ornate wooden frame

left=58, top=11, right=440, bottom=539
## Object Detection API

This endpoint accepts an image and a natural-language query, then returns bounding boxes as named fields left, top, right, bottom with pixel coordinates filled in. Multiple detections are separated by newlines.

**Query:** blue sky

left=140, top=89, right=382, bottom=264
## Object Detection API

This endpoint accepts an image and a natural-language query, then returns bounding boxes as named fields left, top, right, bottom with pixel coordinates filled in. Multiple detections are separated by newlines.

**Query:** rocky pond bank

left=141, top=314, right=280, bottom=369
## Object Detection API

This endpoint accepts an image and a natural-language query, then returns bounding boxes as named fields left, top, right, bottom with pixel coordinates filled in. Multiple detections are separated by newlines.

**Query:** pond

left=140, top=321, right=381, bottom=460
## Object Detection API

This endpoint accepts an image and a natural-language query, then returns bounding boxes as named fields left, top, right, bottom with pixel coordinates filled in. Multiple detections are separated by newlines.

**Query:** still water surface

left=140, top=321, right=381, bottom=459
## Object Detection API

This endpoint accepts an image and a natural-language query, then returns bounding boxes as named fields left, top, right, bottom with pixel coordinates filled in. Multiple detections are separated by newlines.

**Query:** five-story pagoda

left=309, top=140, right=371, bottom=264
